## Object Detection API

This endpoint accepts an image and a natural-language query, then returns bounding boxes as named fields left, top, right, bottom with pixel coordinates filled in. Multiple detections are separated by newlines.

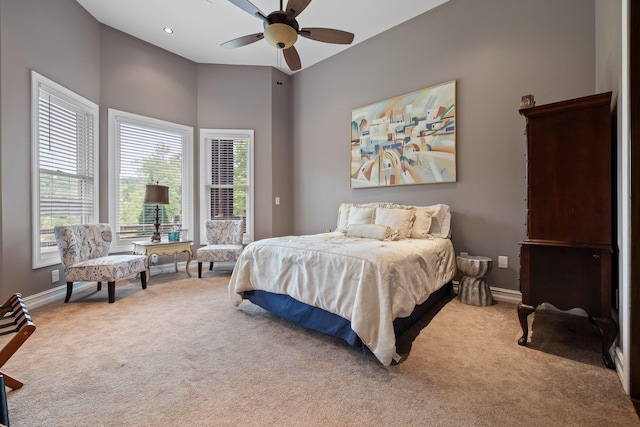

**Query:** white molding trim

left=23, top=262, right=194, bottom=309
left=23, top=281, right=96, bottom=310
left=31, top=279, right=520, bottom=310
left=453, top=281, right=522, bottom=305
left=199, top=129, right=255, bottom=245
left=488, top=287, right=523, bottom=304
left=108, top=108, right=194, bottom=252
left=34, top=276, right=522, bottom=309
left=615, top=345, right=625, bottom=386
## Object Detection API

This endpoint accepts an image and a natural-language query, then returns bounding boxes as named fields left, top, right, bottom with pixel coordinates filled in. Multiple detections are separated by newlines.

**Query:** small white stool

left=456, top=255, right=494, bottom=306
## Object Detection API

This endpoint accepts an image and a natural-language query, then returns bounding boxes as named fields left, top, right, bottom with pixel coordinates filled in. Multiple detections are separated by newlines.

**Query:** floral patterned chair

left=197, top=219, right=244, bottom=278
left=54, top=224, right=148, bottom=303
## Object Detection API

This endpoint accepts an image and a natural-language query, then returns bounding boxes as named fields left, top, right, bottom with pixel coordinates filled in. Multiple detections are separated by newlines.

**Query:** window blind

left=206, top=137, right=248, bottom=224
left=33, top=77, right=98, bottom=268
left=114, top=119, right=188, bottom=241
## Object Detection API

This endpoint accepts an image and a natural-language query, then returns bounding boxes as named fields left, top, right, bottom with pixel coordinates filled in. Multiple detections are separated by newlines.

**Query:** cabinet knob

left=593, top=254, right=600, bottom=259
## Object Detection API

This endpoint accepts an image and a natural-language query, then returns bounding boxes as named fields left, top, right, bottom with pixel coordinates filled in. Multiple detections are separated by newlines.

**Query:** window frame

left=108, top=109, right=194, bottom=253
left=31, top=71, right=99, bottom=269
left=199, top=129, right=254, bottom=244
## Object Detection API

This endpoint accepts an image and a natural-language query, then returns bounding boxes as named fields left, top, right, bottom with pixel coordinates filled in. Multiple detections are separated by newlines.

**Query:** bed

left=228, top=202, right=457, bottom=366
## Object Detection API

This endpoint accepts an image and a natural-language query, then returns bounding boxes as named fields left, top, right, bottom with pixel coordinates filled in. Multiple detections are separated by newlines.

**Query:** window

left=31, top=71, right=99, bottom=268
left=108, top=109, right=193, bottom=252
left=200, top=129, right=254, bottom=244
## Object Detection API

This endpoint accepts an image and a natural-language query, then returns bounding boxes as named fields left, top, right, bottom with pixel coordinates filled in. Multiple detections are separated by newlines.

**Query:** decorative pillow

left=336, top=203, right=350, bottom=233
left=411, top=208, right=434, bottom=238
left=346, top=224, right=392, bottom=241
left=347, top=206, right=376, bottom=225
left=358, top=202, right=393, bottom=209
left=374, top=207, right=416, bottom=239
left=426, top=204, right=451, bottom=238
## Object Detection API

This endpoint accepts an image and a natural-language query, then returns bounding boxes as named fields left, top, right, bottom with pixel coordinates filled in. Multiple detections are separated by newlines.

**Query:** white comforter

left=228, top=232, right=457, bottom=366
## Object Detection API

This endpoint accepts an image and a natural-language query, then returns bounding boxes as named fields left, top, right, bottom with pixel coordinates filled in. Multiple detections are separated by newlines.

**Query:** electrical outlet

left=498, top=256, right=508, bottom=269
left=51, top=269, right=59, bottom=283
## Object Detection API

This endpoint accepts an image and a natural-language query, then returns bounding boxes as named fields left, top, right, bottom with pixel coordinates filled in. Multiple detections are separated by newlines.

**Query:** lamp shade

left=144, top=184, right=169, bottom=204
left=264, top=23, right=298, bottom=49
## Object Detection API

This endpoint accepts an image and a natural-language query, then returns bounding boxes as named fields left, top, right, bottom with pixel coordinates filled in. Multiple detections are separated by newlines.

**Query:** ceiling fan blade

left=228, top=0, right=269, bottom=23
left=283, top=46, right=301, bottom=71
left=221, top=32, right=265, bottom=49
left=285, top=0, right=312, bottom=18
left=299, top=28, right=354, bottom=44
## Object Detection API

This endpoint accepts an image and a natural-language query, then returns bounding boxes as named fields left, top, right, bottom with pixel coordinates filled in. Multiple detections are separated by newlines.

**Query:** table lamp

left=144, top=182, right=169, bottom=242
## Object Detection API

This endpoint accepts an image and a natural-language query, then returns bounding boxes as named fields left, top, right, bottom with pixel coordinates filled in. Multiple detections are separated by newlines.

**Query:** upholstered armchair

left=54, top=224, right=148, bottom=303
left=197, top=219, right=244, bottom=278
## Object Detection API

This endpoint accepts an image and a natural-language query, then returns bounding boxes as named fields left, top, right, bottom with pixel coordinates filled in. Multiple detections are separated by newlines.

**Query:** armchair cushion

left=64, top=254, right=148, bottom=283
left=197, top=245, right=244, bottom=263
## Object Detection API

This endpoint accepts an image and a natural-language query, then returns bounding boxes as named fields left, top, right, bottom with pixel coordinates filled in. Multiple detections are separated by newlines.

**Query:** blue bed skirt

left=244, top=281, right=452, bottom=348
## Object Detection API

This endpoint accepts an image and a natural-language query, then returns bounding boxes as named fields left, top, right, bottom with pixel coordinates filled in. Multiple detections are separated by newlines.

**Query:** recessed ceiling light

left=163, top=27, right=174, bottom=34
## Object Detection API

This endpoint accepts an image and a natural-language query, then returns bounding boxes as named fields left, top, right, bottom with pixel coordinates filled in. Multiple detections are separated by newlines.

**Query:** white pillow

left=346, top=224, right=392, bottom=241
left=348, top=206, right=376, bottom=225
left=411, top=208, right=434, bottom=238
left=336, top=203, right=350, bottom=233
left=374, top=207, right=416, bottom=240
left=426, top=204, right=451, bottom=238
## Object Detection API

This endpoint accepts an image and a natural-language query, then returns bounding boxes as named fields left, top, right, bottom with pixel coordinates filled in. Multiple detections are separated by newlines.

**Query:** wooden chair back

left=0, top=293, right=36, bottom=390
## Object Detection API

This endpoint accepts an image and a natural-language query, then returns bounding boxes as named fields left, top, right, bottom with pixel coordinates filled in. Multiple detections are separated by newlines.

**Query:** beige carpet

left=2, top=271, right=637, bottom=426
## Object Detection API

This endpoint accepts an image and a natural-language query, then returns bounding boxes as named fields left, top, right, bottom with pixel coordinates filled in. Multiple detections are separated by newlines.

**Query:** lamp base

left=151, top=204, right=162, bottom=242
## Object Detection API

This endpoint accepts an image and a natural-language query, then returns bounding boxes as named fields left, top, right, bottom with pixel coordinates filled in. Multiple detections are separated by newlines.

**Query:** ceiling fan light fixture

left=264, top=23, right=297, bottom=49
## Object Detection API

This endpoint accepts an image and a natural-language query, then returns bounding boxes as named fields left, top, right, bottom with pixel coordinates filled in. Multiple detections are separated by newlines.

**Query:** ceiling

left=75, top=0, right=449, bottom=74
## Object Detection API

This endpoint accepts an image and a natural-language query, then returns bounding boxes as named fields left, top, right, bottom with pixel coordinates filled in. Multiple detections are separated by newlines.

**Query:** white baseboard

left=23, top=261, right=194, bottom=309
left=30, top=274, right=521, bottom=310
left=23, top=280, right=96, bottom=309
left=452, top=281, right=522, bottom=305
left=488, top=287, right=523, bottom=304
left=451, top=283, right=594, bottom=317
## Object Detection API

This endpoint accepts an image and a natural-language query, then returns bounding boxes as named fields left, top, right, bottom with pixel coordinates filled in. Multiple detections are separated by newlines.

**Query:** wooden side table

left=132, top=240, right=193, bottom=283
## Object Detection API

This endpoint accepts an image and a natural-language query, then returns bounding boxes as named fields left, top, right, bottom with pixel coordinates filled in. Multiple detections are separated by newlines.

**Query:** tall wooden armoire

left=517, top=92, right=617, bottom=369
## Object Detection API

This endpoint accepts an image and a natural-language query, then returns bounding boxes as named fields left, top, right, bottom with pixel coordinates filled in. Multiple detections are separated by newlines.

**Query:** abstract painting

left=350, top=80, right=456, bottom=188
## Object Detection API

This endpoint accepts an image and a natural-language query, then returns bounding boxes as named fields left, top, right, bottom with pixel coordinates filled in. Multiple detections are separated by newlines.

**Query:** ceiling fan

left=220, top=0, right=355, bottom=72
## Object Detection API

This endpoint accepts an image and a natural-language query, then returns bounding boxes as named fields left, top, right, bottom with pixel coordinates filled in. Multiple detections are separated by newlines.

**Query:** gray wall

left=595, top=0, right=623, bottom=259
left=270, top=69, right=294, bottom=237
left=0, top=0, right=101, bottom=298
left=99, top=25, right=198, bottom=226
left=594, top=0, right=625, bottom=354
left=0, top=0, right=287, bottom=299
left=291, top=0, right=597, bottom=291
left=196, top=64, right=286, bottom=241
